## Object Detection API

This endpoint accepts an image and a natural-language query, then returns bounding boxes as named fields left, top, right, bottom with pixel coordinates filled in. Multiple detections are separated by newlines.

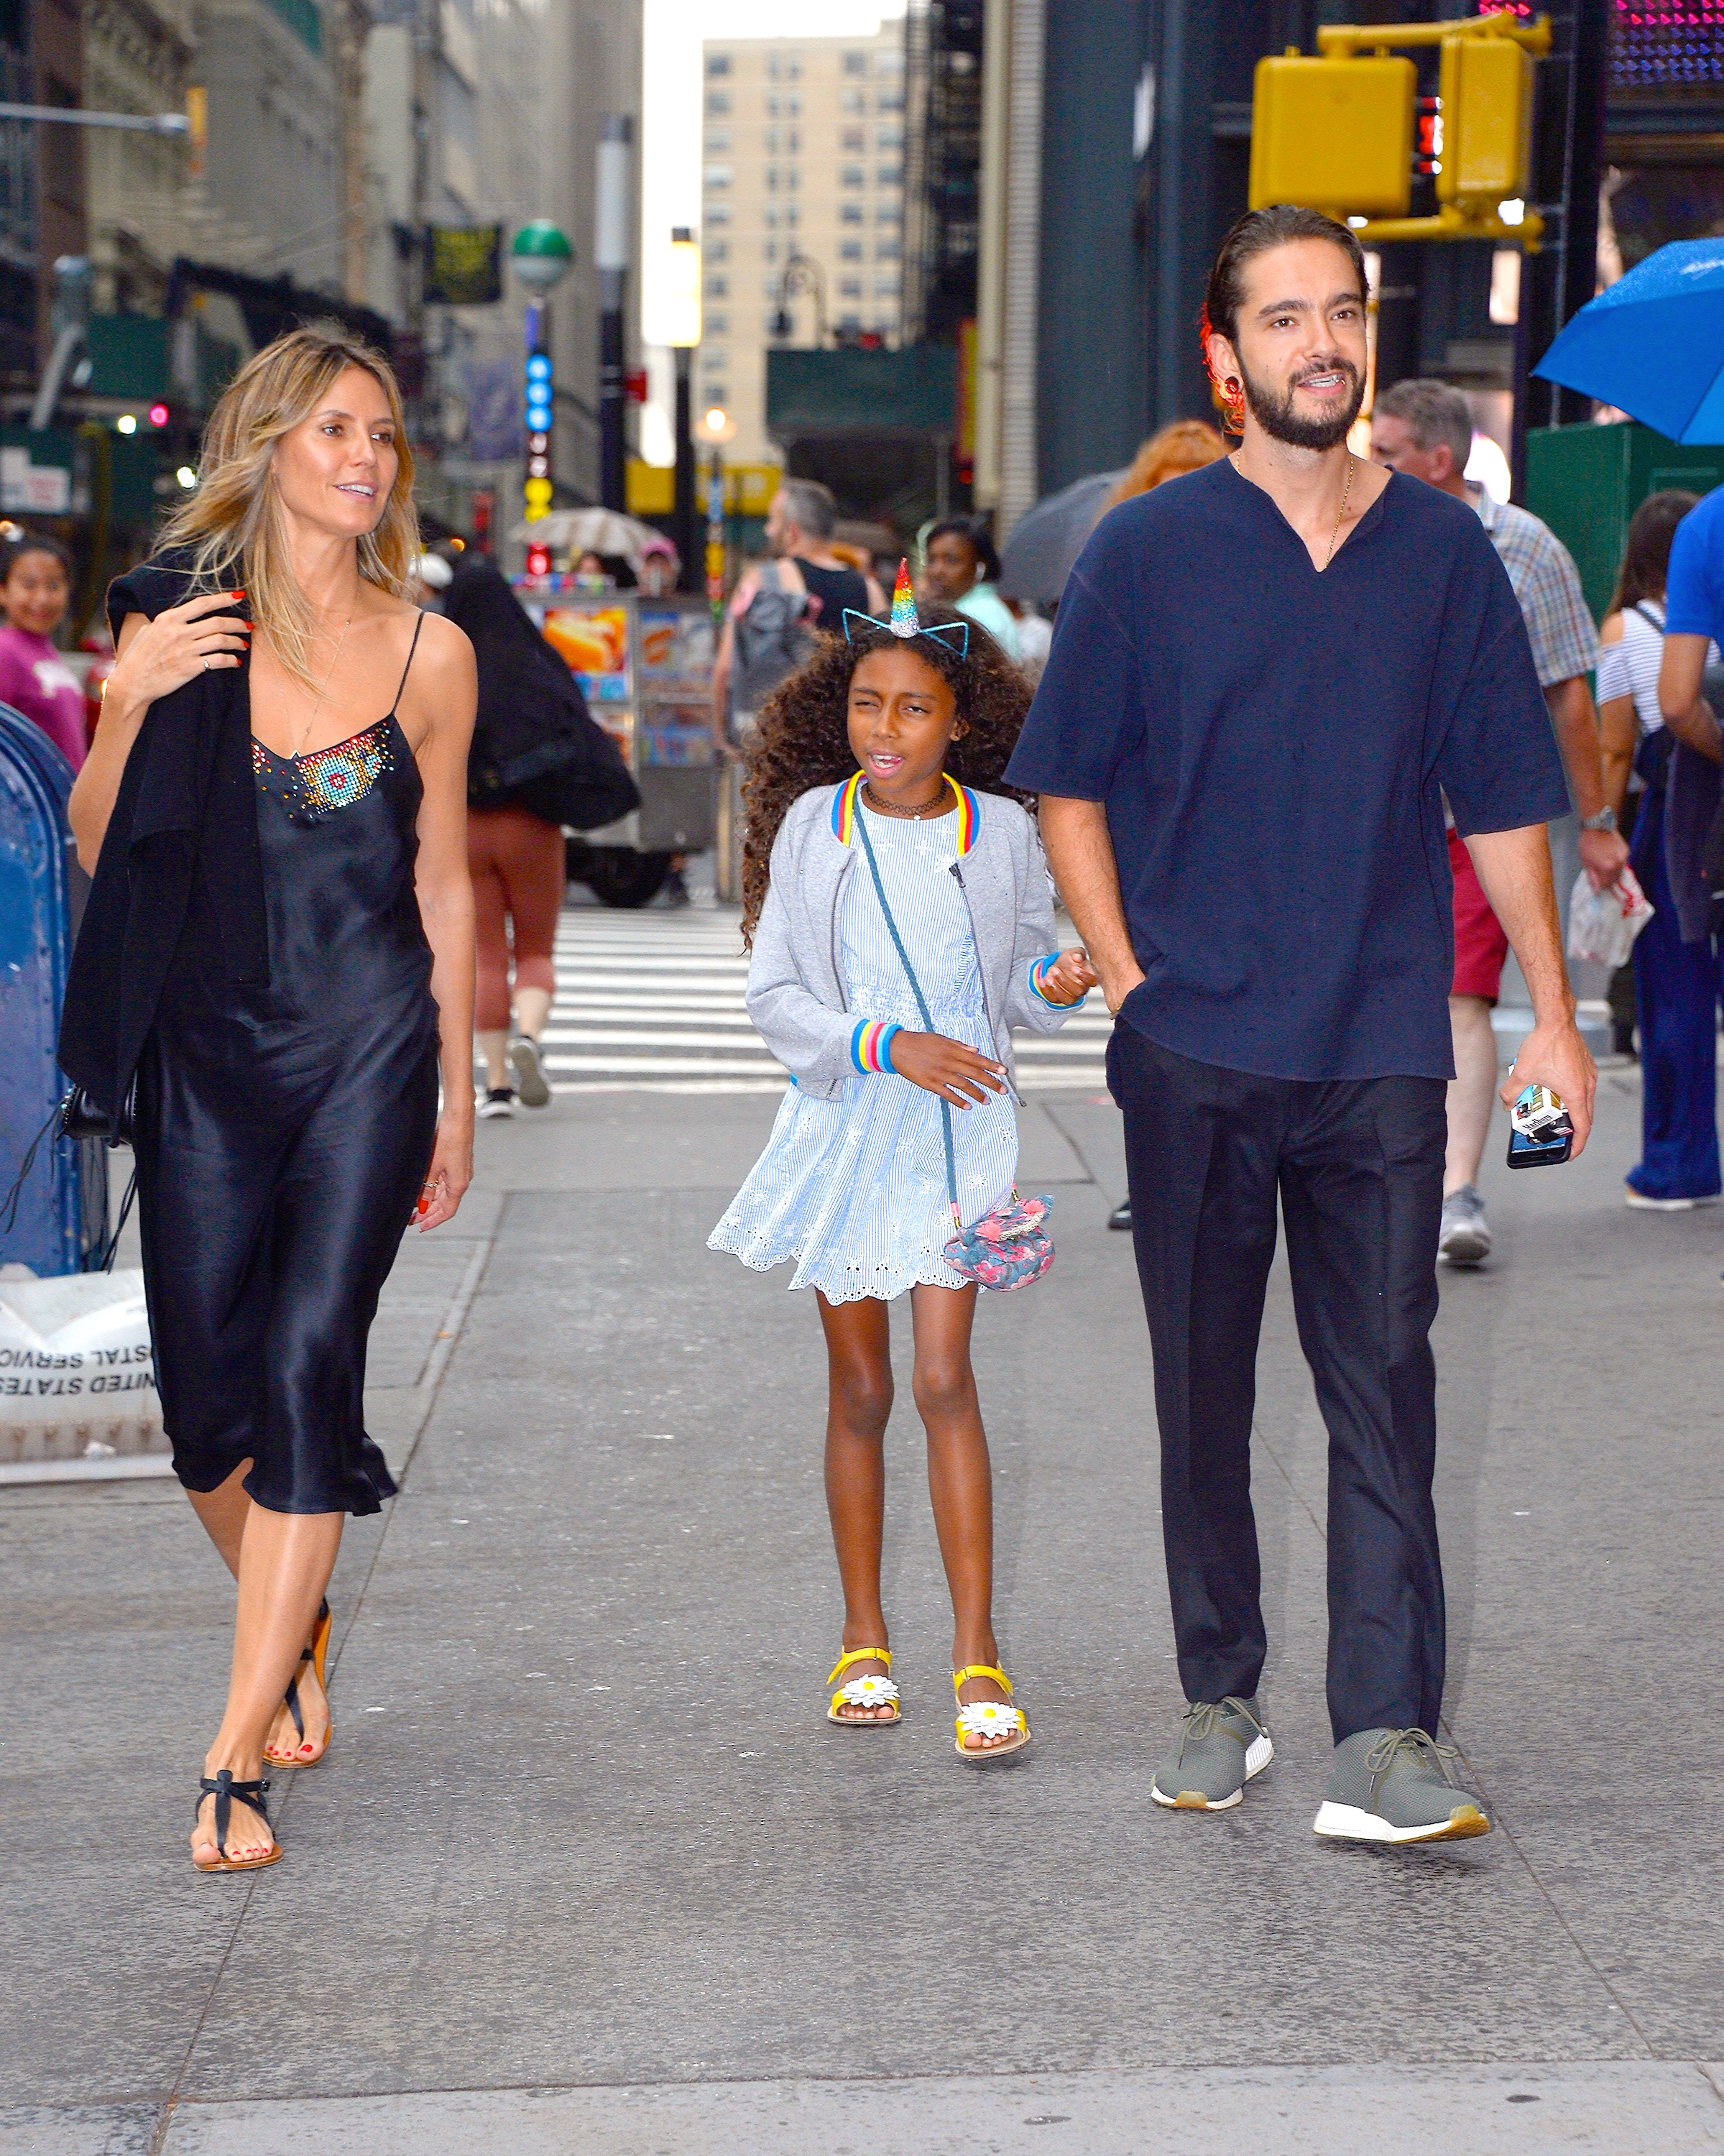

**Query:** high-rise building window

left=841, top=166, right=865, bottom=188
left=840, top=88, right=865, bottom=114
left=706, top=91, right=732, bottom=115
left=842, top=50, right=867, bottom=74
left=706, top=312, right=730, bottom=333
left=841, top=202, right=863, bottom=225
left=706, top=129, right=732, bottom=151
left=873, top=274, right=898, bottom=296
left=707, top=239, right=730, bottom=262
left=841, top=239, right=862, bottom=261
left=706, top=52, right=731, bottom=75
left=842, top=126, right=865, bottom=151
left=703, top=165, right=733, bottom=188
left=705, top=276, right=729, bottom=297
left=839, top=277, right=862, bottom=298
left=875, top=239, right=900, bottom=260
left=877, top=165, right=903, bottom=187
left=704, top=383, right=729, bottom=406
left=876, top=126, right=903, bottom=149
left=706, top=202, right=732, bottom=226
left=767, top=52, right=802, bottom=80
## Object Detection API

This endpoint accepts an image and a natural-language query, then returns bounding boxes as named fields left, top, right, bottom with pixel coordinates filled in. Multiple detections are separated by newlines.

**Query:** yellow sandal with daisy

left=953, top=1662, right=1030, bottom=1763
left=826, top=1646, right=901, bottom=1727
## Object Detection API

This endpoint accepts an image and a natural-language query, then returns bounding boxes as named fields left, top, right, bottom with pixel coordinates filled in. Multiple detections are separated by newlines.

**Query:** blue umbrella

left=1534, top=237, right=1724, bottom=444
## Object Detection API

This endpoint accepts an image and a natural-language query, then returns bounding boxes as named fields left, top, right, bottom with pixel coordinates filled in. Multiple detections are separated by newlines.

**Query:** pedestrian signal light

left=1249, top=54, right=1416, bottom=218
left=1437, top=34, right=1532, bottom=208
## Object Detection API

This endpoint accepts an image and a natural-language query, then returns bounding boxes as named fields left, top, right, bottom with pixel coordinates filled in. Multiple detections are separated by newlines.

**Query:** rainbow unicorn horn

left=888, top=558, right=919, bottom=637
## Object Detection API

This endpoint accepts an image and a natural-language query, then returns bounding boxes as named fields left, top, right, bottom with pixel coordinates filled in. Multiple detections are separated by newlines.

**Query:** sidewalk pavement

left=4, top=1060, right=1723, bottom=2155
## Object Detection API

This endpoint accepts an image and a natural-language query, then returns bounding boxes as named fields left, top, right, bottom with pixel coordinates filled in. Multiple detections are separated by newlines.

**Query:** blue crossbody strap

left=852, top=808, right=962, bottom=1222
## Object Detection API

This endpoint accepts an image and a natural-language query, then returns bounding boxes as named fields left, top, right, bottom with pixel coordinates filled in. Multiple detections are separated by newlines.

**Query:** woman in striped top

left=709, top=587, right=1093, bottom=1761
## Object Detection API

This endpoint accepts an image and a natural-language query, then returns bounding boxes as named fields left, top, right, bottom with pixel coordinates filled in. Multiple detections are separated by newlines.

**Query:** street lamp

left=667, top=226, right=701, bottom=592
left=511, top=221, right=573, bottom=573
left=694, top=401, right=739, bottom=612
left=770, top=254, right=828, bottom=344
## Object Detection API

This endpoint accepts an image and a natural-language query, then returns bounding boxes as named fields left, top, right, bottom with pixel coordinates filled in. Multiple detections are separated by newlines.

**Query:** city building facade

left=701, top=22, right=906, bottom=466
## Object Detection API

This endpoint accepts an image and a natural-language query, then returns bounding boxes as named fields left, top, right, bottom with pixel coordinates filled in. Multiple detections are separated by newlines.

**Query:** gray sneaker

left=1151, top=1696, right=1273, bottom=1811
left=1314, top=1727, right=1490, bottom=1845
left=509, top=1035, right=551, bottom=1108
left=1438, top=1184, right=1491, bottom=1266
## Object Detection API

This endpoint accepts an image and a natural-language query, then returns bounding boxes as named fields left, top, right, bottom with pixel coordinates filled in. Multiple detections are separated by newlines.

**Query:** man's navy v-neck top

left=1004, top=459, right=1569, bottom=1082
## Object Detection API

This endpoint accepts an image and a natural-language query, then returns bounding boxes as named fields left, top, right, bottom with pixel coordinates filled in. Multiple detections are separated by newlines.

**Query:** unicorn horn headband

left=842, top=559, right=970, bottom=659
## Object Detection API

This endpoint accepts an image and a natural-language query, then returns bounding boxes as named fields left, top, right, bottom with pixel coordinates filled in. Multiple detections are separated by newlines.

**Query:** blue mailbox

left=0, top=704, right=106, bottom=1275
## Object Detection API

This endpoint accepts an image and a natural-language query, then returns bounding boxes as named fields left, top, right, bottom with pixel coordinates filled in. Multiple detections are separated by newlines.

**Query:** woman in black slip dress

left=63, top=328, right=477, bottom=1874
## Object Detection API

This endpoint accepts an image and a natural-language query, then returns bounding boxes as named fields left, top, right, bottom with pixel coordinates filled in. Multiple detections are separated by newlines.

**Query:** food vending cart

left=514, top=585, right=719, bottom=908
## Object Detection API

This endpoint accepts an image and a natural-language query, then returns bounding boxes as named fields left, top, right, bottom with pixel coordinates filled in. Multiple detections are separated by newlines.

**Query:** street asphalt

left=3, top=1037, right=1722, bottom=2154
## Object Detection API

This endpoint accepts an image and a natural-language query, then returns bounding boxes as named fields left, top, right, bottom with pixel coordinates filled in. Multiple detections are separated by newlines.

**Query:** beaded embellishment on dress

left=253, top=723, right=395, bottom=824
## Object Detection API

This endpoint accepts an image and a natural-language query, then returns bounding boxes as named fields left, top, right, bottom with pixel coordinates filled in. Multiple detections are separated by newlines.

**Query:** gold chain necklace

left=862, top=777, right=949, bottom=819
left=287, top=611, right=356, bottom=758
left=1323, top=453, right=1355, bottom=570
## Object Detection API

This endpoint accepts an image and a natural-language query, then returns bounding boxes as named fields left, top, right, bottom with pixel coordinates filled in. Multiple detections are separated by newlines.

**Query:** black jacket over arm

left=57, top=558, right=268, bottom=1116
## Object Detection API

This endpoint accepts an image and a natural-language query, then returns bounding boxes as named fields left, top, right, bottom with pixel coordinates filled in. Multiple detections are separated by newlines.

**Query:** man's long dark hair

left=1610, top=489, right=1700, bottom=616
left=1203, top=203, right=1368, bottom=348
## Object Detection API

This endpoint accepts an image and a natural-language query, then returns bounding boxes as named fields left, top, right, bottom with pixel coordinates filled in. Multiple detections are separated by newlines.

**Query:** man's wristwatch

left=1580, top=806, right=1618, bottom=833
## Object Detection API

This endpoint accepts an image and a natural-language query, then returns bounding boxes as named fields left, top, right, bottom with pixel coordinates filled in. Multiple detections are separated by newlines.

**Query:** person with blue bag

left=709, top=566, right=1094, bottom=1762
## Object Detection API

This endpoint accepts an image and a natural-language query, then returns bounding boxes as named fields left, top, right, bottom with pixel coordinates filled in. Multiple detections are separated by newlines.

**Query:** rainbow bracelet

left=851, top=1020, right=902, bottom=1074
left=1030, top=954, right=1086, bottom=1009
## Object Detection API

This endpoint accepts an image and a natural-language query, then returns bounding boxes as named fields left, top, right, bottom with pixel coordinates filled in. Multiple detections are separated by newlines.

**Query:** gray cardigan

left=745, top=780, right=1079, bottom=1100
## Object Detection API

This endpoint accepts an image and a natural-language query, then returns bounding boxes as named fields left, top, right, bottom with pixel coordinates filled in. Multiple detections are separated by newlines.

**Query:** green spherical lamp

left=512, top=221, right=574, bottom=293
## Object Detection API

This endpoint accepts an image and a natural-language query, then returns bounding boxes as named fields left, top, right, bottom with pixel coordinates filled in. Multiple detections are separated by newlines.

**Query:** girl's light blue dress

left=709, top=801, right=1017, bottom=1302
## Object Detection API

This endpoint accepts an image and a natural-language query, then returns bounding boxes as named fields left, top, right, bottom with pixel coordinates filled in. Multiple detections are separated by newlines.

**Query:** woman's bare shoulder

left=410, top=608, right=474, bottom=673
left=1599, top=611, right=1625, bottom=645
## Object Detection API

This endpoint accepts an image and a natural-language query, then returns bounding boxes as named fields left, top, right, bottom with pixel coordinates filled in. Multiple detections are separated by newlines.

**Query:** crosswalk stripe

left=544, top=901, right=1112, bottom=1095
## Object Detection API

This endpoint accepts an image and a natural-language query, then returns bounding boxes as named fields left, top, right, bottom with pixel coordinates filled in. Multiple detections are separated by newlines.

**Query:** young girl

left=709, top=571, right=1094, bottom=1764
left=0, top=533, right=86, bottom=771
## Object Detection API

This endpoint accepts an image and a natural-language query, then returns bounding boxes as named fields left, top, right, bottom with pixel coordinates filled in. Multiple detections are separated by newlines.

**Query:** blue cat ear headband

left=841, top=558, right=971, bottom=660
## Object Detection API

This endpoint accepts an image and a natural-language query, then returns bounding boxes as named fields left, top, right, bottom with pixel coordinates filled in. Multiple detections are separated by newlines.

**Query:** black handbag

left=57, top=1077, right=136, bottom=1147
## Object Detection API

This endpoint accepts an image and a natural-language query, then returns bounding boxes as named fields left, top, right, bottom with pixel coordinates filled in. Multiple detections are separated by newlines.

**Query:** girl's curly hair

left=739, top=605, right=1035, bottom=944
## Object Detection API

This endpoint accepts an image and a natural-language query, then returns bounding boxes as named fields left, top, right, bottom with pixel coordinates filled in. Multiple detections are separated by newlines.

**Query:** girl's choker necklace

left=862, top=778, right=949, bottom=820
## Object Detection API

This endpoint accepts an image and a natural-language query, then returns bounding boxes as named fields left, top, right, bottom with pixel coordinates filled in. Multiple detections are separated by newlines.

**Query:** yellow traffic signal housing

left=1249, top=54, right=1416, bottom=217
left=1437, top=34, right=1533, bottom=208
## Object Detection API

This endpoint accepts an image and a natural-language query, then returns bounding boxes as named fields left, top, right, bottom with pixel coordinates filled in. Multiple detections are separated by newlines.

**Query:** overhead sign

left=423, top=225, right=504, bottom=308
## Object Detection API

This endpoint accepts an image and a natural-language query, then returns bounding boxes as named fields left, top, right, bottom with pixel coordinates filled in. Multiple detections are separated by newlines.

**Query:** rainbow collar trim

left=831, top=771, right=977, bottom=855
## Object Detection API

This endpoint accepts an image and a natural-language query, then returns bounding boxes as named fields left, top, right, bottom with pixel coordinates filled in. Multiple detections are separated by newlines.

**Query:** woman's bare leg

left=185, top=1457, right=252, bottom=1579
left=512, top=985, right=552, bottom=1041
left=909, top=1282, right=1011, bottom=1750
left=185, top=1463, right=329, bottom=1766
left=815, top=1290, right=897, bottom=1720
left=190, top=1503, right=343, bottom=1864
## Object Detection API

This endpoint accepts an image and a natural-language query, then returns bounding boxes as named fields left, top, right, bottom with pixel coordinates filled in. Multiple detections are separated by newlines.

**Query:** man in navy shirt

left=1007, top=205, right=1588, bottom=1846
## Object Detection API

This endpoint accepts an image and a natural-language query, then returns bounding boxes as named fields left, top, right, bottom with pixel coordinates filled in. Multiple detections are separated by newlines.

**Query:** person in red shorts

left=1373, top=381, right=1629, bottom=1264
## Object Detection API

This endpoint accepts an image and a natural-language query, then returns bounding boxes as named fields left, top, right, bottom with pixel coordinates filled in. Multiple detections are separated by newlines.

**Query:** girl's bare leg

left=909, top=1281, right=1011, bottom=1750
left=187, top=1463, right=329, bottom=1767
left=815, top=1290, right=897, bottom=1720
left=190, top=1503, right=344, bottom=1864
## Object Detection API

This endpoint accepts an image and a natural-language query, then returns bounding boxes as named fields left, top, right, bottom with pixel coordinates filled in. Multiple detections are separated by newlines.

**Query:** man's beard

left=1239, top=356, right=1364, bottom=451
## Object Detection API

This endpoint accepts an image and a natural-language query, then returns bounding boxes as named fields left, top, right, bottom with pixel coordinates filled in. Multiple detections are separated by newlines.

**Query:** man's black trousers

left=1111, top=1026, right=1449, bottom=1744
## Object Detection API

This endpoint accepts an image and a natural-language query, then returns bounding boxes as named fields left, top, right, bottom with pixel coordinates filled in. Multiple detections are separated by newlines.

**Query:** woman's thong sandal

left=826, top=1646, right=901, bottom=1727
left=266, top=1598, right=332, bottom=1769
left=953, top=1662, right=1030, bottom=1763
left=193, top=1768, right=281, bottom=1874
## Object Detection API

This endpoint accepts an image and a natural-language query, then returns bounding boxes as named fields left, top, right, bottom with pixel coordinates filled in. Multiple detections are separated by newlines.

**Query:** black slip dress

left=133, top=613, right=440, bottom=1516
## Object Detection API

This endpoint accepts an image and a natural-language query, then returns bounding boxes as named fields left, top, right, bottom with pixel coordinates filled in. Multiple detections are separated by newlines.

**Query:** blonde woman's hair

left=155, top=324, right=419, bottom=691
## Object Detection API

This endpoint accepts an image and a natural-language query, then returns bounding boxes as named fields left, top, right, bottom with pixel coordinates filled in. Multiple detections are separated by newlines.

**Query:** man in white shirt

left=1370, top=379, right=1629, bottom=1265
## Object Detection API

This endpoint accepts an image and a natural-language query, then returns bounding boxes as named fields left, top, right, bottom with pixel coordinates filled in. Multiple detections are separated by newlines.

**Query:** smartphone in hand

left=1506, top=1082, right=1574, bottom=1169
